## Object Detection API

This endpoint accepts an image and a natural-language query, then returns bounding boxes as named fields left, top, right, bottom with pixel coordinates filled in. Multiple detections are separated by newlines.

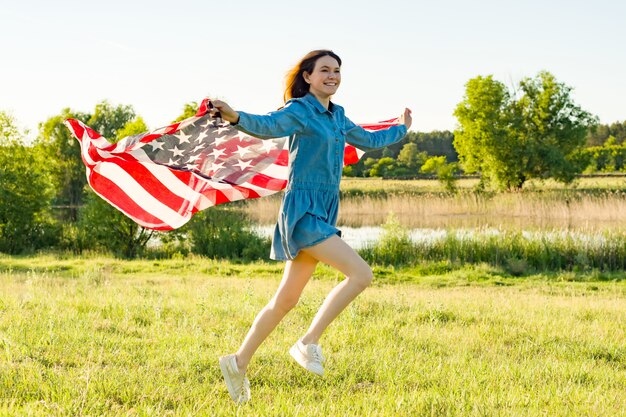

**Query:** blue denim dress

left=235, top=93, right=407, bottom=260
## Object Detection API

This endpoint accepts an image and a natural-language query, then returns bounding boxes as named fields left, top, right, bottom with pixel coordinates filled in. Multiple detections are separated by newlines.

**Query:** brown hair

left=283, top=50, right=342, bottom=103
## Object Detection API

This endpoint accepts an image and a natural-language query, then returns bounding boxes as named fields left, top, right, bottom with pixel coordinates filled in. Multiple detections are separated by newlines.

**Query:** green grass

left=360, top=225, right=626, bottom=273
left=1, top=255, right=625, bottom=416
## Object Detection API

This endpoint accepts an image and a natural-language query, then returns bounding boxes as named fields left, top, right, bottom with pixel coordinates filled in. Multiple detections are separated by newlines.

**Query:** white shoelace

left=312, top=345, right=325, bottom=363
left=240, top=378, right=250, bottom=397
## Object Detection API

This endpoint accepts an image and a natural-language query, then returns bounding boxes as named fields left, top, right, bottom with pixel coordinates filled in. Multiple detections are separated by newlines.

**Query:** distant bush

left=579, top=144, right=626, bottom=173
left=420, top=156, right=460, bottom=192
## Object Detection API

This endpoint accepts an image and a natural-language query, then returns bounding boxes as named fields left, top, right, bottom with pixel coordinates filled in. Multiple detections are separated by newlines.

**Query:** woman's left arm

left=345, top=108, right=412, bottom=151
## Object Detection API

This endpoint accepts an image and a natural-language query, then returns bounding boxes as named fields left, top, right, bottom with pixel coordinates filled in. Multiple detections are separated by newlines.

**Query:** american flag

left=64, top=98, right=400, bottom=230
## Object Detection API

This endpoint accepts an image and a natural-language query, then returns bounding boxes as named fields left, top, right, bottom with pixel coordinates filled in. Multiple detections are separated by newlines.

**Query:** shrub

left=359, top=213, right=414, bottom=265
left=0, top=116, right=57, bottom=253
left=78, top=189, right=154, bottom=258
left=187, top=206, right=270, bottom=261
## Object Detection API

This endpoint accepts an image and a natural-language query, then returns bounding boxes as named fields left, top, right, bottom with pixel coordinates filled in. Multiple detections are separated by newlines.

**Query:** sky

left=1, top=0, right=624, bottom=139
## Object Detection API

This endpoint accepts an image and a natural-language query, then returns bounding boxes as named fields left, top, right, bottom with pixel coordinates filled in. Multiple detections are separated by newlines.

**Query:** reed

left=244, top=188, right=626, bottom=231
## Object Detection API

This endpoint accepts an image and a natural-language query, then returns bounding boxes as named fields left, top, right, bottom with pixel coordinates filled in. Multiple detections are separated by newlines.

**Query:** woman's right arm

left=211, top=99, right=307, bottom=139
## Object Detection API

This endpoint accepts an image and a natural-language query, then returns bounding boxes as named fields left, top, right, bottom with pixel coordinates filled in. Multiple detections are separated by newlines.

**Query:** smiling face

left=303, top=55, right=341, bottom=101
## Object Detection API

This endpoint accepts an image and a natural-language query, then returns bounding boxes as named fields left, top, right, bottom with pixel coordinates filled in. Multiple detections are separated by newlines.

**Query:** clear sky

left=1, top=0, right=624, bottom=138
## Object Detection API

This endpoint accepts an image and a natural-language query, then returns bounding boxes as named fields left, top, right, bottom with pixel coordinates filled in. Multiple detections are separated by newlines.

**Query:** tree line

left=350, top=71, right=623, bottom=190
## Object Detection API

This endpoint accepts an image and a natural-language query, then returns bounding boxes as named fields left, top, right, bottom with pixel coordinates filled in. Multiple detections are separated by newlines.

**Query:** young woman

left=211, top=50, right=412, bottom=403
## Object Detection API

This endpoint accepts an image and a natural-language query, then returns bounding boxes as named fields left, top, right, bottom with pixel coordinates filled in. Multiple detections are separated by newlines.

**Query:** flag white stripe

left=133, top=148, right=213, bottom=209
left=253, top=163, right=288, bottom=179
left=94, top=162, right=190, bottom=228
left=89, top=185, right=168, bottom=229
left=235, top=180, right=284, bottom=196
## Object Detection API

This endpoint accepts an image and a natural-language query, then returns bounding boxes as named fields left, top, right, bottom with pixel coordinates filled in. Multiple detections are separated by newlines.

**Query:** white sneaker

left=289, top=340, right=325, bottom=376
left=219, top=354, right=250, bottom=403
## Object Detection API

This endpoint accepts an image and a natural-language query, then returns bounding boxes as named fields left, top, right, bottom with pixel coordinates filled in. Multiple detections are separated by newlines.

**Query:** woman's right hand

left=210, top=99, right=240, bottom=124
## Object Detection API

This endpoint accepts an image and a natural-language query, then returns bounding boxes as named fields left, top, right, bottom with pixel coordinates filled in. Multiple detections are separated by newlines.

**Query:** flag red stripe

left=233, top=185, right=260, bottom=200
left=343, top=145, right=359, bottom=165
left=88, top=169, right=169, bottom=229
left=248, top=173, right=288, bottom=191
left=109, top=157, right=193, bottom=215
left=274, top=150, right=289, bottom=166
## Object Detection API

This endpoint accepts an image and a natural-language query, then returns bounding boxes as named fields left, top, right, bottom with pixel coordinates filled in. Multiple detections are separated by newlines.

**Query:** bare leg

left=235, top=251, right=318, bottom=372
left=299, top=235, right=373, bottom=345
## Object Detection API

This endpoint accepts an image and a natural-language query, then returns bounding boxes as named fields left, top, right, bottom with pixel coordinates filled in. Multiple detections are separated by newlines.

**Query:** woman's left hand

left=399, top=108, right=412, bottom=130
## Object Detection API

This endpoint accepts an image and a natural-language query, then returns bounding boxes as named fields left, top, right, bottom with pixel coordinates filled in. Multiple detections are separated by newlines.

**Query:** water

left=252, top=225, right=384, bottom=250
left=251, top=225, right=622, bottom=250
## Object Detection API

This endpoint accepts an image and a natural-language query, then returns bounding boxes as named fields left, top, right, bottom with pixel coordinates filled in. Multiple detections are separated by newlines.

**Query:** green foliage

left=0, top=112, right=24, bottom=145
left=397, top=142, right=428, bottom=171
left=454, top=71, right=597, bottom=190
left=368, top=157, right=411, bottom=178
left=586, top=120, right=626, bottom=147
left=341, top=165, right=356, bottom=177
left=454, top=75, right=510, bottom=178
left=172, top=101, right=200, bottom=123
left=0, top=112, right=56, bottom=253
left=115, top=116, right=148, bottom=140
left=36, top=102, right=137, bottom=222
left=360, top=213, right=414, bottom=265
left=360, top=229, right=626, bottom=273
left=420, top=156, right=460, bottom=192
left=186, top=207, right=270, bottom=261
left=78, top=189, right=154, bottom=258
left=578, top=143, right=626, bottom=173
left=348, top=130, right=457, bottom=179
left=36, top=109, right=90, bottom=221
left=87, top=101, right=136, bottom=140
left=410, top=130, right=458, bottom=162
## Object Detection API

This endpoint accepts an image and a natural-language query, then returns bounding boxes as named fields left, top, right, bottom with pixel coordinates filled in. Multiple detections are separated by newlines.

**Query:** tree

left=0, top=112, right=23, bottom=144
left=173, top=102, right=199, bottom=123
left=410, top=130, right=458, bottom=162
left=77, top=115, right=154, bottom=258
left=87, top=101, right=136, bottom=140
left=586, top=120, right=626, bottom=147
left=454, top=71, right=597, bottom=190
left=115, top=117, right=148, bottom=141
left=0, top=112, right=56, bottom=253
left=397, top=142, right=419, bottom=168
left=420, top=156, right=459, bottom=192
left=37, top=109, right=90, bottom=221
left=368, top=157, right=410, bottom=178
left=454, top=75, right=516, bottom=188
left=36, top=101, right=136, bottom=221
left=78, top=189, right=154, bottom=258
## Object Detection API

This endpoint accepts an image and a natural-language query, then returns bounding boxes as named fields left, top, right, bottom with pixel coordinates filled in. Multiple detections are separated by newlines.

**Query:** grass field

left=1, top=255, right=625, bottom=416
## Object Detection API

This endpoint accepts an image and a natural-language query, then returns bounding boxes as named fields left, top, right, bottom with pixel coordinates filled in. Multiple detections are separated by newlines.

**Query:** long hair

left=283, top=50, right=342, bottom=103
